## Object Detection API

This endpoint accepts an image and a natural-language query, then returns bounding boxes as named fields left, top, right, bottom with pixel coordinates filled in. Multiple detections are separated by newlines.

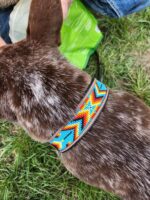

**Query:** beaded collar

left=49, top=79, right=109, bottom=153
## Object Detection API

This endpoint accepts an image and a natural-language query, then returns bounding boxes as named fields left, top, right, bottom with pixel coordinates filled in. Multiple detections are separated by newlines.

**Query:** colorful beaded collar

left=49, top=79, right=109, bottom=153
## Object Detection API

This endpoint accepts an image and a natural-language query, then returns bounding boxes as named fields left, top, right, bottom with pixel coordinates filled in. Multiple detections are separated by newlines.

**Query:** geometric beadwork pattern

left=49, top=79, right=109, bottom=153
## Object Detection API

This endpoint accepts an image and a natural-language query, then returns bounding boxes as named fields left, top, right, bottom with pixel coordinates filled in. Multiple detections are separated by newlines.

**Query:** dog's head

left=0, top=0, right=89, bottom=142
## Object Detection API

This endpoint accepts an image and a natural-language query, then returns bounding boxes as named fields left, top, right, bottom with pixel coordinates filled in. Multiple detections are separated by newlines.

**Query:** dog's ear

left=27, top=0, right=63, bottom=47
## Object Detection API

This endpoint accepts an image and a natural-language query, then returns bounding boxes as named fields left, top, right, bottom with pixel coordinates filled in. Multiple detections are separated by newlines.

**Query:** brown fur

left=0, top=0, right=150, bottom=199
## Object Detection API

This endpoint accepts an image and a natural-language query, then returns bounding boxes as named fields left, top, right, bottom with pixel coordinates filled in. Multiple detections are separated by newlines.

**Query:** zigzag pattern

left=50, top=79, right=109, bottom=152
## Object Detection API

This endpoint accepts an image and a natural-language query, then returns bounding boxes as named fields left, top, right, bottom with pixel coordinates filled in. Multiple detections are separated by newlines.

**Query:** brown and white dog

left=0, top=0, right=150, bottom=199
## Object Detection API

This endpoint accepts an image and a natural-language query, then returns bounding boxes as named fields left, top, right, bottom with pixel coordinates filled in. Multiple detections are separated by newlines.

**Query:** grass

left=0, top=8, right=150, bottom=200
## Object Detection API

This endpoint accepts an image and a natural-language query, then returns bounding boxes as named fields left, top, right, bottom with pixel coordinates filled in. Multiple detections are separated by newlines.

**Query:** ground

left=0, top=7, right=150, bottom=200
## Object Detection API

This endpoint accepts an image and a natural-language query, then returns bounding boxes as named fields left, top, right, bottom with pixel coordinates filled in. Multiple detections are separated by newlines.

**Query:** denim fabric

left=0, top=6, right=13, bottom=43
left=82, top=0, right=150, bottom=18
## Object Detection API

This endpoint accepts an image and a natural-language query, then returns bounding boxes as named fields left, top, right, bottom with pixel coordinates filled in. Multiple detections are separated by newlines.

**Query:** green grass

left=0, top=8, right=150, bottom=200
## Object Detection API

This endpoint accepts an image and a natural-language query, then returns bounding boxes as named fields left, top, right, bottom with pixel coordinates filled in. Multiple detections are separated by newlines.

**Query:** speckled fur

left=0, top=0, right=150, bottom=199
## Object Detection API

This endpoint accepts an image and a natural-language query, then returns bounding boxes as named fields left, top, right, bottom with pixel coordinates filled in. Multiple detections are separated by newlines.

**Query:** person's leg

left=82, top=0, right=150, bottom=18
left=0, top=6, right=13, bottom=44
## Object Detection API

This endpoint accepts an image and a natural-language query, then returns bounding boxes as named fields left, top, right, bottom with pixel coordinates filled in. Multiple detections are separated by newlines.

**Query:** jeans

left=82, top=0, right=150, bottom=18
left=0, top=6, right=13, bottom=43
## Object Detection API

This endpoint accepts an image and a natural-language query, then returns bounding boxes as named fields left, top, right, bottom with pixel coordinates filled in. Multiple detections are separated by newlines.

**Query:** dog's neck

left=0, top=42, right=91, bottom=142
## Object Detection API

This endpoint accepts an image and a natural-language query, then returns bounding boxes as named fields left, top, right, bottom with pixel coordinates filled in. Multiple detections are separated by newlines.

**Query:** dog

left=0, top=0, right=150, bottom=199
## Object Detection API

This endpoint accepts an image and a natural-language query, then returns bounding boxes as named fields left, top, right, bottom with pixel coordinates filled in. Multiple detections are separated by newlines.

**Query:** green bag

left=59, top=0, right=103, bottom=70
